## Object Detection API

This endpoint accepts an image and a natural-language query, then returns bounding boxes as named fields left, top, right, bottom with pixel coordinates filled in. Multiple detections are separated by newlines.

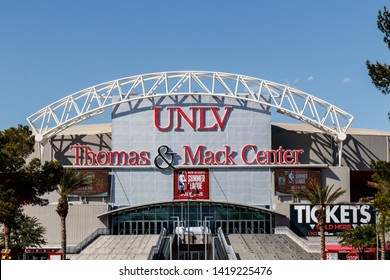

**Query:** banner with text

left=290, top=204, right=375, bottom=236
left=275, top=169, right=321, bottom=195
left=173, top=169, right=209, bottom=200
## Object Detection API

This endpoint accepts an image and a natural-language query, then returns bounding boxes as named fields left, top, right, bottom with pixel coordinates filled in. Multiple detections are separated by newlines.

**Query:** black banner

left=290, top=204, right=375, bottom=236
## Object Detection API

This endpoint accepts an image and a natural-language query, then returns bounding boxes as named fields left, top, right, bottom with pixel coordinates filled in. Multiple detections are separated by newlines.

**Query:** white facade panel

left=111, top=96, right=272, bottom=207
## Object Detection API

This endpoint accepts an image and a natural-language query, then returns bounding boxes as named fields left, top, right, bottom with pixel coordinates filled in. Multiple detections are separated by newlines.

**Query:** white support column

left=338, top=140, right=343, bottom=167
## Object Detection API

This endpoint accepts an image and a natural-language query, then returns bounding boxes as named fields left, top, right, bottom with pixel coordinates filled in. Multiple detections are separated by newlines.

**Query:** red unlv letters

left=153, top=106, right=232, bottom=131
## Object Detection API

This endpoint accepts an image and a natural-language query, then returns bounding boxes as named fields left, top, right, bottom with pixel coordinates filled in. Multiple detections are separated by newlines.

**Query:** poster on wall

left=173, top=169, right=209, bottom=200
left=290, top=204, right=375, bottom=236
left=275, top=169, right=321, bottom=195
left=70, top=169, right=109, bottom=196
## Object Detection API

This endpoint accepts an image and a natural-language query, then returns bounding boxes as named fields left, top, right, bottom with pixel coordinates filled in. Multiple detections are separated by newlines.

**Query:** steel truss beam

left=27, top=71, right=354, bottom=144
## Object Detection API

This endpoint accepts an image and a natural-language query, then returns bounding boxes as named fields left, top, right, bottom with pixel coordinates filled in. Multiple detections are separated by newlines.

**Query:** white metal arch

left=27, top=71, right=354, bottom=144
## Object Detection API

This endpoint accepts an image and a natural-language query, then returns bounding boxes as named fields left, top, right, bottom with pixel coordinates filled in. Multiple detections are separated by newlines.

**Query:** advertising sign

left=173, top=169, right=209, bottom=200
left=70, top=169, right=109, bottom=196
left=275, top=169, right=321, bottom=195
left=326, top=253, right=338, bottom=260
left=290, top=204, right=375, bottom=236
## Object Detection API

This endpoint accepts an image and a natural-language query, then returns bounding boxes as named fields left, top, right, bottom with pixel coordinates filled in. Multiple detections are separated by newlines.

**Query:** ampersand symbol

left=154, top=145, right=177, bottom=170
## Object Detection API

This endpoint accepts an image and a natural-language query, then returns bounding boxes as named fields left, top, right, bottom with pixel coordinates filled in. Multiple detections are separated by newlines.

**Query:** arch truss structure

left=28, top=71, right=354, bottom=144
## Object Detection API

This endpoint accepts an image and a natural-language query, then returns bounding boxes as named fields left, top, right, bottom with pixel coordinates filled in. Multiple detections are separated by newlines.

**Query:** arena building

left=24, top=71, right=390, bottom=260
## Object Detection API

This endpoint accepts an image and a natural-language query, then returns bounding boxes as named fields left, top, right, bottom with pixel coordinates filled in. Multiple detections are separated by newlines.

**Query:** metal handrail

left=66, top=228, right=110, bottom=254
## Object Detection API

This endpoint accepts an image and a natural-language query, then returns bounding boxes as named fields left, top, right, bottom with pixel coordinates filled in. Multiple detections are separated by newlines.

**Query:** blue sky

left=0, top=0, right=389, bottom=131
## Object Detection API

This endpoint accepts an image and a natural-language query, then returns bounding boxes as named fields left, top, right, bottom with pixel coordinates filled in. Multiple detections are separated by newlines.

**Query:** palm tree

left=294, top=178, right=346, bottom=260
left=56, top=168, right=93, bottom=260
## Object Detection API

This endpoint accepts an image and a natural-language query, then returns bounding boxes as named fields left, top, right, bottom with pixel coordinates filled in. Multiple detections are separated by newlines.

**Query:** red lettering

left=198, top=107, right=217, bottom=131
left=241, top=144, right=256, bottom=164
left=183, top=145, right=236, bottom=165
left=139, top=151, right=150, bottom=165
left=175, top=107, right=196, bottom=131
left=128, top=151, right=139, bottom=165
left=183, top=145, right=204, bottom=165
left=84, top=149, right=96, bottom=165
left=224, top=145, right=236, bottom=165
left=283, top=149, right=294, bottom=164
left=153, top=106, right=232, bottom=131
left=109, top=151, right=128, bottom=165
left=211, top=106, right=232, bottom=130
left=153, top=107, right=173, bottom=131
left=204, top=150, right=215, bottom=165
left=294, top=149, right=304, bottom=164
left=215, top=150, right=225, bottom=165
left=96, top=151, right=109, bottom=165
left=241, top=145, right=304, bottom=165
left=70, top=145, right=150, bottom=166
left=70, top=145, right=85, bottom=166
left=257, top=150, right=267, bottom=164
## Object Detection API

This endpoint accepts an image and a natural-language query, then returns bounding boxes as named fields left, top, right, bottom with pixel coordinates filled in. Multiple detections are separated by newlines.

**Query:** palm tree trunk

left=377, top=212, right=386, bottom=260
left=320, top=224, right=325, bottom=260
left=56, top=196, right=69, bottom=260
left=4, top=224, right=10, bottom=250
left=380, top=231, right=385, bottom=260
left=318, top=208, right=326, bottom=260
left=61, top=215, right=67, bottom=260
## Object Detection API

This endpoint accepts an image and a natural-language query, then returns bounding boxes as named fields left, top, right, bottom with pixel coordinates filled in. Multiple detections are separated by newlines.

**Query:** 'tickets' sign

left=290, top=204, right=375, bottom=236
left=173, top=169, right=209, bottom=200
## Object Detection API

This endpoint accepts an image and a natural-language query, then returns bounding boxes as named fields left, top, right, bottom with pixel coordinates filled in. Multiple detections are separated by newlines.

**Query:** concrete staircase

left=227, top=233, right=318, bottom=260
left=68, top=235, right=159, bottom=260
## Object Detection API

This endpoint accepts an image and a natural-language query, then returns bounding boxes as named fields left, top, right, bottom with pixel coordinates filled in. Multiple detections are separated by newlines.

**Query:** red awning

left=325, top=244, right=377, bottom=253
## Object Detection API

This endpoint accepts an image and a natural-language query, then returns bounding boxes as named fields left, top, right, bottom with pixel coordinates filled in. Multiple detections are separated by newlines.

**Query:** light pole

left=376, top=211, right=379, bottom=260
left=187, top=193, right=190, bottom=260
left=187, top=185, right=199, bottom=260
left=204, top=216, right=213, bottom=260
left=171, top=216, right=180, bottom=260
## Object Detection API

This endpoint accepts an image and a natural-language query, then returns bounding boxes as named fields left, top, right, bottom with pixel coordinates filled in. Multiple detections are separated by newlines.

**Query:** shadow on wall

left=271, top=126, right=380, bottom=170
left=50, top=133, right=112, bottom=165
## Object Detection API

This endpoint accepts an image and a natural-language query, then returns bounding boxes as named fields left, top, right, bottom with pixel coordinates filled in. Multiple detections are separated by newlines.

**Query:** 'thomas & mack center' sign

left=70, top=105, right=304, bottom=167
left=70, top=145, right=304, bottom=167
left=290, top=204, right=375, bottom=236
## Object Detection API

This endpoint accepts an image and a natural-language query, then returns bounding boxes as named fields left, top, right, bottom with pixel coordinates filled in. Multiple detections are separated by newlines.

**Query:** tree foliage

left=338, top=224, right=377, bottom=259
left=0, top=125, right=35, bottom=172
left=0, top=214, right=47, bottom=249
left=366, top=6, right=390, bottom=118
left=0, top=125, right=63, bottom=249
left=368, top=160, right=390, bottom=260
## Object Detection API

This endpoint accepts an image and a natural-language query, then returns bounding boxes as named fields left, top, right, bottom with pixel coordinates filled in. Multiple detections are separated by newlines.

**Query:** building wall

left=272, top=166, right=350, bottom=219
left=111, top=96, right=272, bottom=207
left=272, top=125, right=390, bottom=170
left=24, top=204, right=108, bottom=246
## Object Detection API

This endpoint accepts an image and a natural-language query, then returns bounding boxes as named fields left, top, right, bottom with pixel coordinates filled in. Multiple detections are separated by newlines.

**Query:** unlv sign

left=153, top=106, right=232, bottom=131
